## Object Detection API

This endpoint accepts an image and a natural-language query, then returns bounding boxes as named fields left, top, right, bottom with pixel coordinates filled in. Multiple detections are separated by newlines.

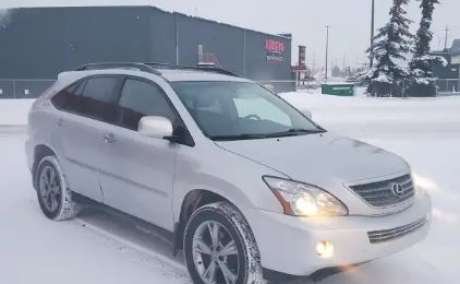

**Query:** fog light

left=316, top=241, right=334, bottom=258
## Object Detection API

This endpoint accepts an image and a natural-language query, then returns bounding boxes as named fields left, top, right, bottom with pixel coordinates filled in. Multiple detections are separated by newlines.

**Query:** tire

left=184, top=202, right=264, bottom=284
left=35, top=155, right=79, bottom=221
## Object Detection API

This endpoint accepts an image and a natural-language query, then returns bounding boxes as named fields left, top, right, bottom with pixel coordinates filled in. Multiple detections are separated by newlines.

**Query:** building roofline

left=6, top=5, right=292, bottom=40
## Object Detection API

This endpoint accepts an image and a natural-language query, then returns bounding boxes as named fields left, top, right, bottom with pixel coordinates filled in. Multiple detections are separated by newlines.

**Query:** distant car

left=26, top=63, right=431, bottom=284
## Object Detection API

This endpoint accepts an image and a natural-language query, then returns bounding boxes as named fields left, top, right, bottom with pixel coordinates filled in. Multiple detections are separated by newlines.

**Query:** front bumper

left=245, top=191, right=431, bottom=276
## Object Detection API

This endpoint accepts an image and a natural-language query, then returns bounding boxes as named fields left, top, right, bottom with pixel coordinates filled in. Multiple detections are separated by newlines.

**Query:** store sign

left=298, top=45, right=306, bottom=68
left=266, top=39, right=285, bottom=54
left=265, top=39, right=285, bottom=63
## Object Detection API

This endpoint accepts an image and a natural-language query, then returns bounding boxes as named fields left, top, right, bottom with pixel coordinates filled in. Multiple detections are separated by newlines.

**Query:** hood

left=215, top=132, right=410, bottom=190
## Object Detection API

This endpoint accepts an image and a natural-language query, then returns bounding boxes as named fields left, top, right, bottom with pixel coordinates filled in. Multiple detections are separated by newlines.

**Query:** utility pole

left=325, top=25, right=330, bottom=82
left=312, top=50, right=316, bottom=75
left=370, top=0, right=375, bottom=67
left=444, top=26, right=449, bottom=51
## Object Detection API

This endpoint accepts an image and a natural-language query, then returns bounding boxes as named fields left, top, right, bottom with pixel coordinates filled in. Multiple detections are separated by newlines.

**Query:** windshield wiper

left=211, top=129, right=326, bottom=141
left=265, top=128, right=326, bottom=138
left=210, top=133, right=268, bottom=141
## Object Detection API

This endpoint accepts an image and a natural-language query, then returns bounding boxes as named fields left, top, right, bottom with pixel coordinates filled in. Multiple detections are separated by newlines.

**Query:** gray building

left=431, top=39, right=460, bottom=93
left=0, top=6, right=294, bottom=98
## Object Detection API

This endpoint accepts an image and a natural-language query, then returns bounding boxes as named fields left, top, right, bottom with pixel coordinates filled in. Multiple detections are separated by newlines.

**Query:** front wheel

left=184, top=202, right=264, bottom=284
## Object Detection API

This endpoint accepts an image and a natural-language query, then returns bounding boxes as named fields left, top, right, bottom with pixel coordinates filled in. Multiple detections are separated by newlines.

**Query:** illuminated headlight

left=263, top=176, right=348, bottom=217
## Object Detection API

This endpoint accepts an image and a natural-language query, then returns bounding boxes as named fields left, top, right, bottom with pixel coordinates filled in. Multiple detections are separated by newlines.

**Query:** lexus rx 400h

left=26, top=63, right=431, bottom=284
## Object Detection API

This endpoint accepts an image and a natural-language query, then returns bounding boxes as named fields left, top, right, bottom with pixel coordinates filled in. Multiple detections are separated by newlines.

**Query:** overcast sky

left=1, top=0, right=459, bottom=68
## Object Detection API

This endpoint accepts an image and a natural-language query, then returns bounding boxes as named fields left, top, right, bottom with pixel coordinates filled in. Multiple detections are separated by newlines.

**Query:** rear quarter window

left=51, top=80, right=86, bottom=112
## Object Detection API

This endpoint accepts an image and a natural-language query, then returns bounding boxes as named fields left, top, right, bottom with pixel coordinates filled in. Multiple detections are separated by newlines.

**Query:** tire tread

left=184, top=201, right=265, bottom=284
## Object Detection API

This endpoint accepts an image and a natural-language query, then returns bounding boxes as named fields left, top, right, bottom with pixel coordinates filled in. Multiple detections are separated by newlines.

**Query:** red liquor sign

left=265, top=39, right=285, bottom=54
left=265, top=38, right=285, bottom=63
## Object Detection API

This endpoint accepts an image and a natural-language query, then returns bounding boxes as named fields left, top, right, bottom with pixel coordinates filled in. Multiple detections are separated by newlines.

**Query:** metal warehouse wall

left=0, top=6, right=294, bottom=98
left=175, top=14, right=245, bottom=76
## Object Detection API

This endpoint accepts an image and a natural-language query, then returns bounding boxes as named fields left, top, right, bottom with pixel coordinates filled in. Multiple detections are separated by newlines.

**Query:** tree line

left=365, top=0, right=446, bottom=97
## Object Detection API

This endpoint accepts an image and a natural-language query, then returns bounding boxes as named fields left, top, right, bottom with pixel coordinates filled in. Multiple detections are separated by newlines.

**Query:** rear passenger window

left=83, top=77, right=120, bottom=103
left=118, top=79, right=177, bottom=130
left=79, top=77, right=123, bottom=123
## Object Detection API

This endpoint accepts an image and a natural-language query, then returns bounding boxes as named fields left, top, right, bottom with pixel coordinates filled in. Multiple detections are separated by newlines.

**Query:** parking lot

left=1, top=93, right=459, bottom=283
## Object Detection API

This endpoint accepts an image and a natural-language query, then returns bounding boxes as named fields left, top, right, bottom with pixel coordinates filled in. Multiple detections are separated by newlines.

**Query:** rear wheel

left=35, top=156, right=79, bottom=221
left=184, top=202, right=264, bottom=284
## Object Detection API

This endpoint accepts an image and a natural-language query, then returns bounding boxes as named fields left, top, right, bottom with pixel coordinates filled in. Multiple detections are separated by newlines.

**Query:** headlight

left=263, top=176, right=348, bottom=217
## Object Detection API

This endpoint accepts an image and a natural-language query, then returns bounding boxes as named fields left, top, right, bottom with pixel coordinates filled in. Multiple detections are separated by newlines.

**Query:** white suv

left=26, top=63, right=431, bottom=284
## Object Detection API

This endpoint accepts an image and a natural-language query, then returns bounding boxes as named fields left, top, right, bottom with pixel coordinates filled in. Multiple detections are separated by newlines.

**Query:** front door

left=97, top=77, right=180, bottom=231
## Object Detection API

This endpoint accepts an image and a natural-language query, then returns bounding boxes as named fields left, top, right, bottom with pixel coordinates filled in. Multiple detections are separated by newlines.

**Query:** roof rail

left=146, top=62, right=237, bottom=77
left=144, top=61, right=173, bottom=67
left=76, top=62, right=162, bottom=75
left=76, top=62, right=237, bottom=77
left=183, top=64, right=237, bottom=77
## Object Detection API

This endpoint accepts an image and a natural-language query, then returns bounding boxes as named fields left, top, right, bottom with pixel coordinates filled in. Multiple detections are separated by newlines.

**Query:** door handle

left=57, top=118, right=64, bottom=127
left=103, top=133, right=116, bottom=144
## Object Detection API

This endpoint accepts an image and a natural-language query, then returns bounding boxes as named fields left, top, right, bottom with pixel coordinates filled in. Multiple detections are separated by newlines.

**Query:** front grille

left=350, top=175, right=415, bottom=207
left=368, top=218, right=427, bottom=244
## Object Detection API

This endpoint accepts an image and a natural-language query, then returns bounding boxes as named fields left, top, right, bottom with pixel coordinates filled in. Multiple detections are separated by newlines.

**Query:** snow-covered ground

left=1, top=93, right=459, bottom=283
left=0, top=99, right=34, bottom=125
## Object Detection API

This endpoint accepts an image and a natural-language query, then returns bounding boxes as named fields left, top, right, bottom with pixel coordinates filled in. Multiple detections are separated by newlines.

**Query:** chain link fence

left=0, top=79, right=55, bottom=99
left=0, top=79, right=296, bottom=98
left=0, top=78, right=456, bottom=98
left=436, top=79, right=460, bottom=96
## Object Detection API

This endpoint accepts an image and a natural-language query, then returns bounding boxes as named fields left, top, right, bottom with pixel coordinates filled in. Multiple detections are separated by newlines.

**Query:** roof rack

left=76, top=62, right=162, bottom=75
left=185, top=65, right=237, bottom=77
left=144, top=61, right=174, bottom=67
left=76, top=62, right=237, bottom=77
left=146, top=62, right=237, bottom=77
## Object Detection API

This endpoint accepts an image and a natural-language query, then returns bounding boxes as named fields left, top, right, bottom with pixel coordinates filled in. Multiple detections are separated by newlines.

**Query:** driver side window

left=118, top=79, right=177, bottom=131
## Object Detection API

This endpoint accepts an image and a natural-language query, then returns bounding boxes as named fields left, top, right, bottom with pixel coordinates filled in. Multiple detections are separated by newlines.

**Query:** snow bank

left=280, top=91, right=460, bottom=138
left=0, top=99, right=33, bottom=125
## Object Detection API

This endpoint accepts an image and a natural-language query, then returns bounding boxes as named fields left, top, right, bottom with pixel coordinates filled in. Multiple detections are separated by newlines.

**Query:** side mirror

left=138, top=116, right=173, bottom=139
left=300, top=108, right=313, bottom=119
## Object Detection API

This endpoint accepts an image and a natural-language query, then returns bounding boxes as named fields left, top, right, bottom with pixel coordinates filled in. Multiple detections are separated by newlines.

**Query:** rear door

left=52, top=76, right=124, bottom=201
left=96, top=76, right=180, bottom=230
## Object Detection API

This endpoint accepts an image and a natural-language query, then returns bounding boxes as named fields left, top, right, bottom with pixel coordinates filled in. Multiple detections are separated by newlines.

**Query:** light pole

left=325, top=25, right=330, bottom=82
left=370, top=0, right=375, bottom=67
left=444, top=26, right=449, bottom=51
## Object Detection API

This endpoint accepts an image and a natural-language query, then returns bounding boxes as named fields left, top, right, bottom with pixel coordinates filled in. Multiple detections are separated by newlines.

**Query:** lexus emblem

left=391, top=183, right=405, bottom=197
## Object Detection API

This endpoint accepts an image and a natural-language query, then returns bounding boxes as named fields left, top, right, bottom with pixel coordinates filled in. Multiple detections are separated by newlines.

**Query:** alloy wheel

left=38, top=165, right=61, bottom=213
left=192, top=220, right=240, bottom=284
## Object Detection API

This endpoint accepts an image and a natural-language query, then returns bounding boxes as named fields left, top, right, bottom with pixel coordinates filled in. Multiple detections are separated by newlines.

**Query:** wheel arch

left=173, top=189, right=248, bottom=254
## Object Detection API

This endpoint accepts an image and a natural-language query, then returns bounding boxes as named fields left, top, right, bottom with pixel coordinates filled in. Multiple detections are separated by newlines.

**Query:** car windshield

left=172, top=81, right=324, bottom=141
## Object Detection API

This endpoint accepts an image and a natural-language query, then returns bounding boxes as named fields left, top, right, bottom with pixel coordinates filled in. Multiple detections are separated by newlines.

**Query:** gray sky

left=1, top=0, right=459, bottom=68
